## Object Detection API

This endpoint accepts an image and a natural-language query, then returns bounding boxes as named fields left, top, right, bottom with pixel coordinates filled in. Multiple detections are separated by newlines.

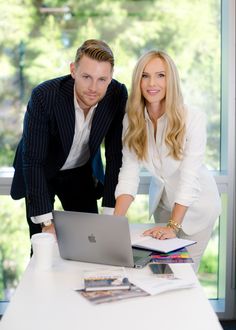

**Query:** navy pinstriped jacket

left=10, top=75, right=127, bottom=217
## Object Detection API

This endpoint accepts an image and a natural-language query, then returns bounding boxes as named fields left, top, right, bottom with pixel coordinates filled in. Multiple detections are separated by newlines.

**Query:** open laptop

left=53, top=210, right=152, bottom=268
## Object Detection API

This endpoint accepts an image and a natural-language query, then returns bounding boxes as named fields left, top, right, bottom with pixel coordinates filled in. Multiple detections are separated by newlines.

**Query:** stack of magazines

left=150, top=247, right=194, bottom=264
left=76, top=268, right=149, bottom=305
left=83, top=268, right=131, bottom=291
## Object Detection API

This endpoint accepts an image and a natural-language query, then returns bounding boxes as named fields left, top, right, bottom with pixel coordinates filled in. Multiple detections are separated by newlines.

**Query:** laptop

left=53, top=210, right=152, bottom=268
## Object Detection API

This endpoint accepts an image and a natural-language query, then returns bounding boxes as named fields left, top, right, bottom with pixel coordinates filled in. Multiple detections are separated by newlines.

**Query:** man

left=11, top=39, right=127, bottom=239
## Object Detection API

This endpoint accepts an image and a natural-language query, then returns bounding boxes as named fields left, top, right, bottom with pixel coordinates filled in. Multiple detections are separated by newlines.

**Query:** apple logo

left=88, top=234, right=96, bottom=243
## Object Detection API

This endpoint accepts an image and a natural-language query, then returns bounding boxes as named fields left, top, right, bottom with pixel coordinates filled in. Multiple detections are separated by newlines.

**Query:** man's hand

left=42, top=223, right=56, bottom=237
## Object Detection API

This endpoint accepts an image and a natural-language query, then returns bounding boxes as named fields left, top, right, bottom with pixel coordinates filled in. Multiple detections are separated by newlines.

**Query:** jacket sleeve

left=22, top=87, right=53, bottom=216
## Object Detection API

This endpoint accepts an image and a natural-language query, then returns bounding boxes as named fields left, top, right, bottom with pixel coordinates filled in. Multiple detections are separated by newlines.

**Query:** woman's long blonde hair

left=124, top=50, right=186, bottom=160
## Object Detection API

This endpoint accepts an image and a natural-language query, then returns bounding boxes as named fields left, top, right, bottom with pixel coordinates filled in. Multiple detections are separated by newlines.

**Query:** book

left=83, top=268, right=131, bottom=291
left=131, top=233, right=196, bottom=253
left=150, top=247, right=194, bottom=264
left=77, top=284, right=149, bottom=305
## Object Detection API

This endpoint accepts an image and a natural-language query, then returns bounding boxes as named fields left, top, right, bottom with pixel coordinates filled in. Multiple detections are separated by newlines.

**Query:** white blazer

left=115, top=109, right=221, bottom=235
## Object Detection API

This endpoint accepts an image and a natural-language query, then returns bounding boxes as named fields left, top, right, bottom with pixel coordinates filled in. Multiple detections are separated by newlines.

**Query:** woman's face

left=140, top=57, right=166, bottom=106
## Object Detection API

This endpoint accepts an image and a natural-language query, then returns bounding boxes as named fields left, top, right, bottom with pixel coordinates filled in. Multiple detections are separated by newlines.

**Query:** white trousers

left=153, top=207, right=216, bottom=273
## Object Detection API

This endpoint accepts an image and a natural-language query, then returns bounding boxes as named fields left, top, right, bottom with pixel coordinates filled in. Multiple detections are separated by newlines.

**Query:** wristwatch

left=41, top=219, right=53, bottom=228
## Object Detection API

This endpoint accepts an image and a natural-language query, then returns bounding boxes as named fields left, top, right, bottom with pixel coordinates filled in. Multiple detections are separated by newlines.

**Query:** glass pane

left=126, top=195, right=149, bottom=223
left=0, top=196, right=30, bottom=301
left=0, top=0, right=221, bottom=169
left=198, top=193, right=227, bottom=300
left=198, top=219, right=219, bottom=299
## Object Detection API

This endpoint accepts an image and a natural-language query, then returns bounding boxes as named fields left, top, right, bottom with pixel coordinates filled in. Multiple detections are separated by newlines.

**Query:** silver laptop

left=53, top=210, right=151, bottom=268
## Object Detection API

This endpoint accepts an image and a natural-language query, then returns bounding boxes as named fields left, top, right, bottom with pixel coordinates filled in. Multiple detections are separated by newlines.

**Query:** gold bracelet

left=167, top=223, right=179, bottom=234
left=168, top=219, right=182, bottom=229
left=167, top=219, right=182, bottom=234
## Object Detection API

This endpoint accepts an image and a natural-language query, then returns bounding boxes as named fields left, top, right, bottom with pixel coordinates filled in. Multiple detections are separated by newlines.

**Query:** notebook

left=131, top=232, right=196, bottom=253
left=53, top=210, right=152, bottom=268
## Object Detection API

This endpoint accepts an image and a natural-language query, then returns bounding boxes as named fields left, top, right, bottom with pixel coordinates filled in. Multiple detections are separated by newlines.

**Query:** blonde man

left=11, top=39, right=127, bottom=245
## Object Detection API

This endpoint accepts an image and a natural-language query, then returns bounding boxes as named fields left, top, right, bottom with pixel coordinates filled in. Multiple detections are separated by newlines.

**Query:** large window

left=0, top=0, right=221, bottom=168
left=0, top=0, right=235, bottom=319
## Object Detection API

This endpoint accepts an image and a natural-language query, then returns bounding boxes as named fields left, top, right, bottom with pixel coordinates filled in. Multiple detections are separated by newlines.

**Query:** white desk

left=0, top=225, right=222, bottom=330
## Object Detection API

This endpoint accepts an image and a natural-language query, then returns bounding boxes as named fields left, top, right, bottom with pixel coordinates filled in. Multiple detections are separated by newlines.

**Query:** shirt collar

left=144, top=107, right=166, bottom=123
left=144, top=107, right=150, bottom=121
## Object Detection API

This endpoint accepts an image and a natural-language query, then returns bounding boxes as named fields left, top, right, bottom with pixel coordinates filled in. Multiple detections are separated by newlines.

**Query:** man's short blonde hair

left=74, top=39, right=114, bottom=68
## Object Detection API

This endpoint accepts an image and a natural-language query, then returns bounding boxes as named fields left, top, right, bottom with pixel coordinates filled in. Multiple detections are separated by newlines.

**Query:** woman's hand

left=143, top=226, right=176, bottom=240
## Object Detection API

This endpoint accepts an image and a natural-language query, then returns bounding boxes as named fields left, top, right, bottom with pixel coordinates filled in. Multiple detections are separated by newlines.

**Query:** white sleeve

left=31, top=212, right=53, bottom=224
left=102, top=207, right=114, bottom=215
left=174, top=110, right=207, bottom=206
left=115, top=115, right=141, bottom=199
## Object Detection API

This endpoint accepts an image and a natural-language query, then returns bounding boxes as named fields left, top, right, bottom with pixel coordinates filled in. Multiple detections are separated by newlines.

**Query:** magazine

left=83, top=268, right=131, bottom=291
left=77, top=284, right=149, bottom=305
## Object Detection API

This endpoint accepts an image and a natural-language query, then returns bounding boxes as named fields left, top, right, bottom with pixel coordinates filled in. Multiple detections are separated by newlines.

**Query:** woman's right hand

left=143, top=226, right=177, bottom=240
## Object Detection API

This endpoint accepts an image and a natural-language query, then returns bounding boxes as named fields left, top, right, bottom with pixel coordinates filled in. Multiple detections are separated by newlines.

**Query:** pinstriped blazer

left=10, top=75, right=127, bottom=217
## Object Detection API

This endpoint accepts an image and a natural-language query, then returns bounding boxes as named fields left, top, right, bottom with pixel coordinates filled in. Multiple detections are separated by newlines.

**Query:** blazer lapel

left=55, top=76, right=75, bottom=157
left=89, top=84, right=113, bottom=159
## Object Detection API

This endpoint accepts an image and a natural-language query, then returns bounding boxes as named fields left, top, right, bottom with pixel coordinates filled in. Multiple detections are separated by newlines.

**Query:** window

left=0, top=0, right=221, bottom=168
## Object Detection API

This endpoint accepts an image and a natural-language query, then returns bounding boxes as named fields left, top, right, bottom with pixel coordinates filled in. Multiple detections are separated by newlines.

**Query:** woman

left=114, top=50, right=221, bottom=272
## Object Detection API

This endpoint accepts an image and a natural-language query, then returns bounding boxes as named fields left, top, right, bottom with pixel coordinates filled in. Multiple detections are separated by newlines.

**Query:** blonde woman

left=114, top=50, right=221, bottom=272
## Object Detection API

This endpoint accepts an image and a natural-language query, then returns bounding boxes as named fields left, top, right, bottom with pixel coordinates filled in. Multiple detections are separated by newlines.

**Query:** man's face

left=70, top=55, right=113, bottom=111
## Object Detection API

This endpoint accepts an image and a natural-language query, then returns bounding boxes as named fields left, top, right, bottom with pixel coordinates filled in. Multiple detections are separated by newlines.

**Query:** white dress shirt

left=115, top=108, right=221, bottom=235
left=60, top=94, right=96, bottom=170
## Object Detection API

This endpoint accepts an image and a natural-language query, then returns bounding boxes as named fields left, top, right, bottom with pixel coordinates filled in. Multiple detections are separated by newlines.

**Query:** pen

left=122, top=277, right=131, bottom=289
